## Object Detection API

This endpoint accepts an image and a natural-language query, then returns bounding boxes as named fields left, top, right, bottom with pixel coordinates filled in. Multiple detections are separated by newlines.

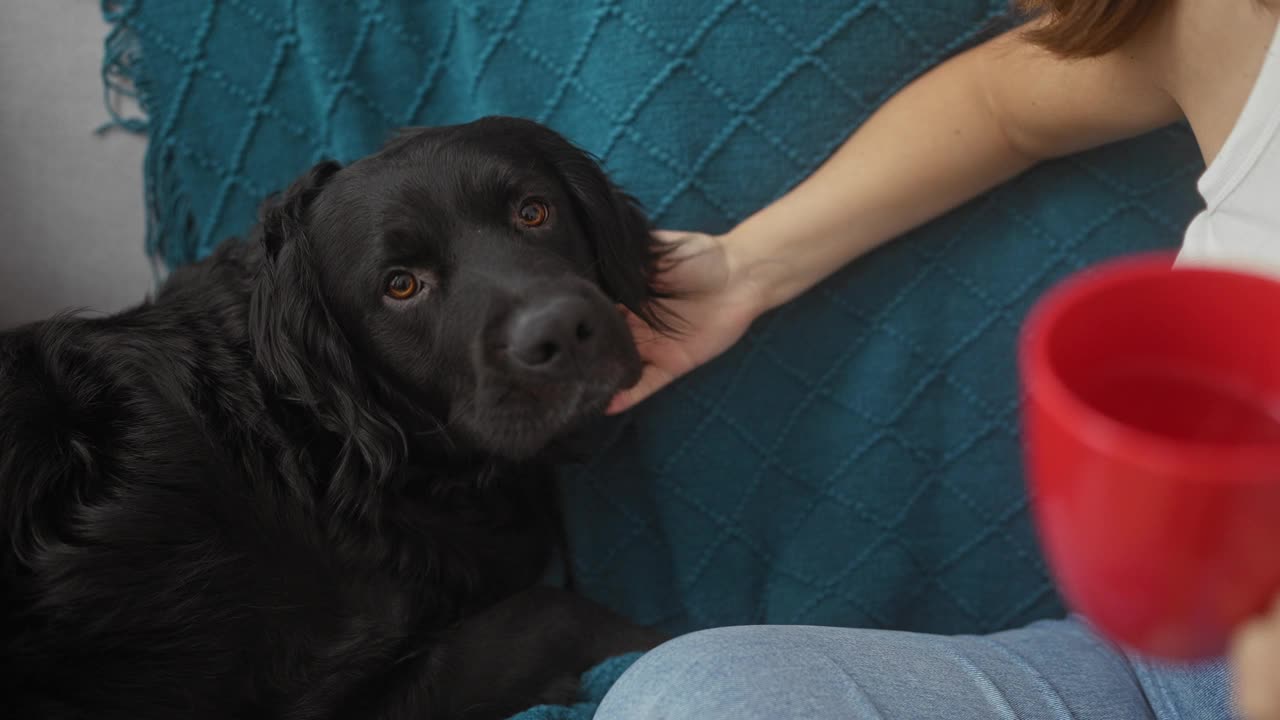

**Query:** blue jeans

left=595, top=618, right=1236, bottom=719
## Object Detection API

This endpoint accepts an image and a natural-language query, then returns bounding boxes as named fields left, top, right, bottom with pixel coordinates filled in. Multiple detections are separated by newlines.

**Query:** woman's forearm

left=726, top=26, right=1179, bottom=313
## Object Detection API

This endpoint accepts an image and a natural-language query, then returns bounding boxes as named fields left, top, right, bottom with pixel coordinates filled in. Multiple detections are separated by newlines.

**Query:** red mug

left=1019, top=252, right=1280, bottom=661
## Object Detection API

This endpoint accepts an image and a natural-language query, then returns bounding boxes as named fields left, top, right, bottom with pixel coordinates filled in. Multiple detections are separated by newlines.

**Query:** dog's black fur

left=0, top=117, right=669, bottom=719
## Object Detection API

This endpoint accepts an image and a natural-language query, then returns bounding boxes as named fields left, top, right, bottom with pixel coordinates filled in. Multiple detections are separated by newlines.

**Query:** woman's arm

left=611, top=21, right=1181, bottom=413
left=730, top=22, right=1182, bottom=312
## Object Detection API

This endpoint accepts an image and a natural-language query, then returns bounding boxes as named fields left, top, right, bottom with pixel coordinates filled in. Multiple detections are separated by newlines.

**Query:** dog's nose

left=504, top=296, right=601, bottom=376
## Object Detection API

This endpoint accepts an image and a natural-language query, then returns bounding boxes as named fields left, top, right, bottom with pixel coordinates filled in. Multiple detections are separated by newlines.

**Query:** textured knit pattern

left=516, top=654, right=642, bottom=720
left=100, top=1, right=1207, bottom=717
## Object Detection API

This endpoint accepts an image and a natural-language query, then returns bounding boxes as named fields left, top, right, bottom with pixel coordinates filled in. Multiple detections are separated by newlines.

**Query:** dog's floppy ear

left=249, top=161, right=405, bottom=517
left=536, top=132, right=675, bottom=332
left=258, top=160, right=342, bottom=259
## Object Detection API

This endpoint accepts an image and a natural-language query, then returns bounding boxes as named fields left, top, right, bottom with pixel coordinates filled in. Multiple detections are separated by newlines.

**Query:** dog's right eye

left=385, top=272, right=420, bottom=300
left=516, top=199, right=550, bottom=228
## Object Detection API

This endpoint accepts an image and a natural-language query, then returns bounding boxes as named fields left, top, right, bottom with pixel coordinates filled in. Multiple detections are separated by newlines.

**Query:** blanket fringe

left=99, top=0, right=190, bottom=276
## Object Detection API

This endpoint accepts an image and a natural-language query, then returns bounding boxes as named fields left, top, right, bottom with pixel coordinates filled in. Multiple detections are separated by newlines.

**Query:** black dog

left=0, top=117, right=670, bottom=719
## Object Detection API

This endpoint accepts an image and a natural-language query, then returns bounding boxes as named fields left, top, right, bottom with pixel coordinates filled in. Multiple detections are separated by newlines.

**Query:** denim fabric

left=594, top=618, right=1235, bottom=720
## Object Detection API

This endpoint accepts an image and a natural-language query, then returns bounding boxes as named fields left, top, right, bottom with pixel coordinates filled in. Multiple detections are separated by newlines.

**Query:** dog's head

left=250, top=117, right=667, bottom=471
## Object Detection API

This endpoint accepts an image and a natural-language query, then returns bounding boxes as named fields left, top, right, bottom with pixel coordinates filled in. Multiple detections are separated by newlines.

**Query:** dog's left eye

left=385, top=272, right=421, bottom=300
left=516, top=200, right=550, bottom=228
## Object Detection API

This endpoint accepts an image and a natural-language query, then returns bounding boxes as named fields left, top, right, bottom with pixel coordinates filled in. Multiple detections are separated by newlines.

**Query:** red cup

left=1019, top=252, right=1280, bottom=661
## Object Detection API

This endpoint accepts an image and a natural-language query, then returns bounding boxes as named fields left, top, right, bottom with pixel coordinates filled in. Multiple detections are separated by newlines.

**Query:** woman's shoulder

left=1153, top=0, right=1279, bottom=163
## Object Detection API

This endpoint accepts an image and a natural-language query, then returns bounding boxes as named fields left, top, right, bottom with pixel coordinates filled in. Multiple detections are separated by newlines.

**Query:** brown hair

left=1016, top=0, right=1169, bottom=58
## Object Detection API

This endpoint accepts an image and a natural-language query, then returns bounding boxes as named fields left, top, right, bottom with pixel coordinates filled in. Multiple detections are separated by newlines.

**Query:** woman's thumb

left=606, top=363, right=676, bottom=415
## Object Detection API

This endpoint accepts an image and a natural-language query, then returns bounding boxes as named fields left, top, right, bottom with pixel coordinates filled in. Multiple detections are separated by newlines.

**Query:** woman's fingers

left=607, top=363, right=677, bottom=415
left=1233, top=598, right=1280, bottom=720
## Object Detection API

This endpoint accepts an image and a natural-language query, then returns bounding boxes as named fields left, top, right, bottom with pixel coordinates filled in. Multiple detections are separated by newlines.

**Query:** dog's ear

left=249, top=161, right=405, bottom=518
left=258, top=160, right=343, bottom=259
left=537, top=133, right=675, bottom=332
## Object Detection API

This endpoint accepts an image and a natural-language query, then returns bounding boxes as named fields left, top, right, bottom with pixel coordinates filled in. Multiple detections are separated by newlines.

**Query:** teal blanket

left=102, top=1, right=1204, bottom=716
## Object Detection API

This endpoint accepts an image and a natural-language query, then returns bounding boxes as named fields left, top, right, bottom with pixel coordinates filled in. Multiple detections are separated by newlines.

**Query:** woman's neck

left=1155, top=0, right=1279, bottom=165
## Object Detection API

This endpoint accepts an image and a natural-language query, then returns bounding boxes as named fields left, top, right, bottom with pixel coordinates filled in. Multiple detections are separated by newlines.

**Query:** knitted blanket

left=101, top=1, right=1205, bottom=717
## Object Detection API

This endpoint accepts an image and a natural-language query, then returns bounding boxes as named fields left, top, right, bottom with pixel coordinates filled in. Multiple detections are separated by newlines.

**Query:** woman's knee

left=594, top=625, right=876, bottom=720
left=595, top=627, right=767, bottom=720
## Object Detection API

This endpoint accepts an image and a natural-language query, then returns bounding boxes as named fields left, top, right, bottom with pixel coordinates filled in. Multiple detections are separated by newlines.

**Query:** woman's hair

left=1019, top=0, right=1279, bottom=58
left=1016, top=0, right=1168, bottom=58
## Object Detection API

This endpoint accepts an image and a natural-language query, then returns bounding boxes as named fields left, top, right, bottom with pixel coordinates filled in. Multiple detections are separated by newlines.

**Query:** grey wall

left=1, top=0, right=151, bottom=328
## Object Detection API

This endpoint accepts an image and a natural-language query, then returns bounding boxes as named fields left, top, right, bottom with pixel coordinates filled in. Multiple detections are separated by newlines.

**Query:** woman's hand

left=607, top=230, right=765, bottom=414
left=1233, top=596, right=1280, bottom=720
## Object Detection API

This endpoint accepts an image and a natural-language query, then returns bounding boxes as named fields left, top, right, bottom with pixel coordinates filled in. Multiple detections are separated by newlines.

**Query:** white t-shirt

left=1176, top=18, right=1280, bottom=275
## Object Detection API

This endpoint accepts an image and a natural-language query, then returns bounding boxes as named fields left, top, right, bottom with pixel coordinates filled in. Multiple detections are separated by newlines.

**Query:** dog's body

left=0, top=118, right=666, bottom=719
